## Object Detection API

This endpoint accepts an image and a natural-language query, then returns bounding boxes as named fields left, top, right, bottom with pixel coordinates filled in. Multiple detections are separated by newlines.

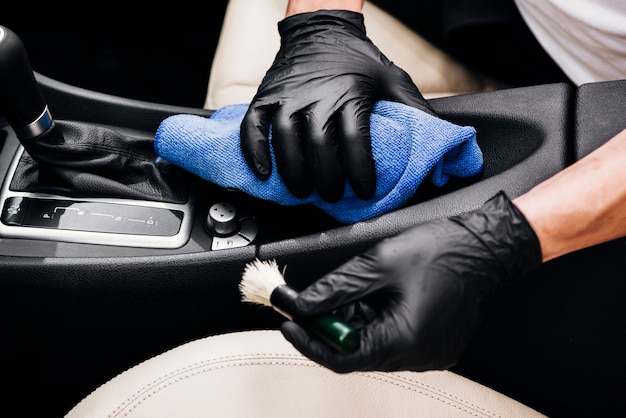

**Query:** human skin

left=285, top=0, right=364, bottom=16
left=514, top=127, right=626, bottom=262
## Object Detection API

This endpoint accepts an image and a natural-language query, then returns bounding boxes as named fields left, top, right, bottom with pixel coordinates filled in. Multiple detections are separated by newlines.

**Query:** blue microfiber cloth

left=154, top=101, right=483, bottom=224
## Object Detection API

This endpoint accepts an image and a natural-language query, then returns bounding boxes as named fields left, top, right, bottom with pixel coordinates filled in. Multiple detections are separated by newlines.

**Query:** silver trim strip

left=18, top=106, right=55, bottom=139
left=0, top=146, right=195, bottom=249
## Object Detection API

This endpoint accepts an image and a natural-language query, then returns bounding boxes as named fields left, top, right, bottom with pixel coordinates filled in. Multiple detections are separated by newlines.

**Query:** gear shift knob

left=0, top=25, right=54, bottom=140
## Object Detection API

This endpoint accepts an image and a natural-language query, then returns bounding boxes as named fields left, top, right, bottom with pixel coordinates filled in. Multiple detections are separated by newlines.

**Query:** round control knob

left=205, top=202, right=241, bottom=237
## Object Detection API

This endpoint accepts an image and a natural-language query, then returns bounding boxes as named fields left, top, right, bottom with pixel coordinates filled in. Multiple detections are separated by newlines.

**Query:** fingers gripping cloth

left=154, top=102, right=483, bottom=224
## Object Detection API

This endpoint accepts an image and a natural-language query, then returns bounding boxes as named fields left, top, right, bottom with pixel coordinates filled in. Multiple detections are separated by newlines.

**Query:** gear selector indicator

left=3, top=196, right=183, bottom=236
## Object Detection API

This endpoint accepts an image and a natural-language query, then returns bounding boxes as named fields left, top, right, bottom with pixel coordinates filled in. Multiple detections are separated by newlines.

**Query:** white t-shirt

left=515, top=0, right=626, bottom=85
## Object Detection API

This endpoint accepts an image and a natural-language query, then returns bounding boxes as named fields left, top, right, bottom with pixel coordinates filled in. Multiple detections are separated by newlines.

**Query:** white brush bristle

left=240, top=259, right=286, bottom=307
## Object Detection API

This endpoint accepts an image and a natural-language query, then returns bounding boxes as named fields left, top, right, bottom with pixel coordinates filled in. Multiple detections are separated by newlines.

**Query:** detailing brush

left=240, top=258, right=360, bottom=353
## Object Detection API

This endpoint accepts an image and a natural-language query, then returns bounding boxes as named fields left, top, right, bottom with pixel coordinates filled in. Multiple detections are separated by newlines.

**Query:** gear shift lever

left=0, top=26, right=55, bottom=140
left=0, top=25, right=191, bottom=204
left=0, top=26, right=196, bottom=248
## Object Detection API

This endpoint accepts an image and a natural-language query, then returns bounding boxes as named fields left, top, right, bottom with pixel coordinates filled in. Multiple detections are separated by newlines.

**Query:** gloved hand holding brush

left=280, top=191, right=543, bottom=373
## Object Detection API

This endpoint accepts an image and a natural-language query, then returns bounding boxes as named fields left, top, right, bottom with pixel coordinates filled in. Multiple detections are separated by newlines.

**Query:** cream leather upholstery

left=67, top=330, right=546, bottom=417
left=204, top=0, right=506, bottom=110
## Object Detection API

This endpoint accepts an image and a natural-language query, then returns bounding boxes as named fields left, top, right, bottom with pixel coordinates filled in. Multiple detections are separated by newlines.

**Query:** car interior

left=1, top=1, right=625, bottom=417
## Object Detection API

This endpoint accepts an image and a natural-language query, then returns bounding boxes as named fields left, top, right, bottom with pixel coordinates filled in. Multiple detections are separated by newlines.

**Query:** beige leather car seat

left=66, top=330, right=546, bottom=417
left=204, top=0, right=507, bottom=110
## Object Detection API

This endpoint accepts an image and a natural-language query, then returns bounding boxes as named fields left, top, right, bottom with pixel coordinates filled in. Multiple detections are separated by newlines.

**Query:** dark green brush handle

left=297, top=314, right=360, bottom=353
left=271, top=285, right=360, bottom=353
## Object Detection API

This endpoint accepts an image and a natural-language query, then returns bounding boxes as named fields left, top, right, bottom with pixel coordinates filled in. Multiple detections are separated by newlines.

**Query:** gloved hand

left=281, top=191, right=542, bottom=372
left=240, top=10, right=436, bottom=203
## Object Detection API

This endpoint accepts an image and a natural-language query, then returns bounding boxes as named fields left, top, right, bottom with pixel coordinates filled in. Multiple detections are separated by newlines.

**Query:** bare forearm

left=285, top=0, right=364, bottom=16
left=514, top=127, right=626, bottom=262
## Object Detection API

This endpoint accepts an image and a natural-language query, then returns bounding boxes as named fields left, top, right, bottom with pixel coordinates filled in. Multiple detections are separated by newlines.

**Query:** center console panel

left=2, top=72, right=624, bottom=417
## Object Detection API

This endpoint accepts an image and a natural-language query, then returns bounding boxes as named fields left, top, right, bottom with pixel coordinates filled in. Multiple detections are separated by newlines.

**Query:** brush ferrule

left=270, top=284, right=360, bottom=353
left=270, top=285, right=298, bottom=320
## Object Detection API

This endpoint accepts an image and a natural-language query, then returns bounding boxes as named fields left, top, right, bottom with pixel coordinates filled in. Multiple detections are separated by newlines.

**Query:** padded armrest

left=258, top=83, right=574, bottom=287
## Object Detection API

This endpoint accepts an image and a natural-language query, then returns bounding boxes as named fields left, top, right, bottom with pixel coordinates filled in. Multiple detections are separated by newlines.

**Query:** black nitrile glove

left=241, top=10, right=436, bottom=203
left=281, top=191, right=542, bottom=372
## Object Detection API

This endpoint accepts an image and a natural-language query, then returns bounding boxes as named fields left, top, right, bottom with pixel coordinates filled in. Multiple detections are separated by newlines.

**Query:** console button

left=1, top=196, right=28, bottom=226
left=211, top=234, right=251, bottom=250
left=205, top=201, right=258, bottom=250
left=205, top=202, right=241, bottom=237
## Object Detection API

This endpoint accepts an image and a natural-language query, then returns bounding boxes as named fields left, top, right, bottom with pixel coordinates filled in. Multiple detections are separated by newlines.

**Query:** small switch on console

left=1, top=196, right=28, bottom=226
left=204, top=201, right=258, bottom=250
left=205, top=202, right=240, bottom=237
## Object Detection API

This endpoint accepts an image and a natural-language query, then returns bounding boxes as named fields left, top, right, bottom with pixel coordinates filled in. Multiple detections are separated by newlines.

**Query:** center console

left=1, top=23, right=625, bottom=418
